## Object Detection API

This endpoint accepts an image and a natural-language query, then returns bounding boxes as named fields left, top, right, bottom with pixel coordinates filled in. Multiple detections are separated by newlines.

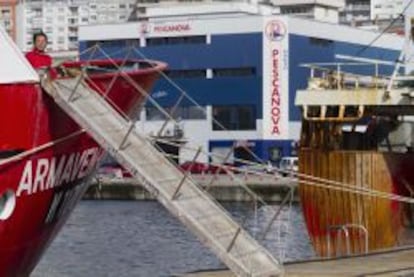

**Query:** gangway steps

left=42, top=77, right=282, bottom=277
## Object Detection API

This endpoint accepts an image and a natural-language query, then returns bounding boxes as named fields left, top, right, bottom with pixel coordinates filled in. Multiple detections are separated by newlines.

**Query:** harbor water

left=33, top=200, right=315, bottom=277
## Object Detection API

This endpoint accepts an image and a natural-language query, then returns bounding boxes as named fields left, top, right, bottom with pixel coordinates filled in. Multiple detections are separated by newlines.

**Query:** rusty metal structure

left=295, top=60, right=414, bottom=257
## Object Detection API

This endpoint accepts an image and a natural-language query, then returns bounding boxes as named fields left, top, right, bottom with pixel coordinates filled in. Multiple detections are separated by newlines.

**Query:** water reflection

left=33, top=201, right=312, bottom=276
left=33, top=200, right=412, bottom=276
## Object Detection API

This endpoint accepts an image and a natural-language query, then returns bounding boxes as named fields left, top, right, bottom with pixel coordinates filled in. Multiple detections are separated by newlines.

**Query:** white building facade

left=272, top=0, right=345, bottom=23
left=15, top=0, right=135, bottom=52
left=79, top=13, right=403, bottom=164
left=371, top=0, right=404, bottom=20
left=0, top=0, right=17, bottom=40
left=131, top=0, right=344, bottom=24
left=339, top=0, right=371, bottom=25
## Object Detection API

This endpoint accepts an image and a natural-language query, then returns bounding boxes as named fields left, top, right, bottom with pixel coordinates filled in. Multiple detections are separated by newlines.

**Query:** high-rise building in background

left=128, top=0, right=344, bottom=24
left=5, top=0, right=407, bottom=53
left=270, top=0, right=345, bottom=23
left=0, top=0, right=17, bottom=40
left=15, top=0, right=136, bottom=52
left=370, top=0, right=405, bottom=34
left=371, top=0, right=404, bottom=20
left=339, top=0, right=404, bottom=34
left=339, top=0, right=371, bottom=25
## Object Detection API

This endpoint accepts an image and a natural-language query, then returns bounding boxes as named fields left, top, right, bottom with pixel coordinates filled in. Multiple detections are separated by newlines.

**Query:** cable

left=78, top=45, right=414, bottom=205
left=70, top=45, right=414, bottom=268
left=355, top=0, right=414, bottom=57
left=150, top=136, right=414, bottom=204
left=130, top=47, right=266, bottom=164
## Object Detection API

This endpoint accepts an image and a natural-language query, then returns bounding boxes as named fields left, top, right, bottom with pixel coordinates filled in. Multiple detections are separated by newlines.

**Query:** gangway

left=41, top=77, right=282, bottom=277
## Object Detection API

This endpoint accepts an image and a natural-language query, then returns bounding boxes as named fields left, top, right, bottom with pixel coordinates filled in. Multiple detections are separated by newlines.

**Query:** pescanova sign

left=140, top=22, right=192, bottom=35
left=262, top=18, right=289, bottom=140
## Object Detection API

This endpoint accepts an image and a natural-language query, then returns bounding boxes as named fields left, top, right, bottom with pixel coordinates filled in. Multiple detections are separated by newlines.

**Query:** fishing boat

left=0, top=27, right=165, bottom=276
left=295, top=56, right=414, bottom=257
left=292, top=2, right=414, bottom=257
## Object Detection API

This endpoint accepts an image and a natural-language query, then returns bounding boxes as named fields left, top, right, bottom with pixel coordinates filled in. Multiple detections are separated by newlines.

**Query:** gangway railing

left=326, top=224, right=369, bottom=258
left=41, top=76, right=283, bottom=277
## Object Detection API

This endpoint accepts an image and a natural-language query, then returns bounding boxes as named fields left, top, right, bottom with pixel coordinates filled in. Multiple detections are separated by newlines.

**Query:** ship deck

left=180, top=245, right=414, bottom=276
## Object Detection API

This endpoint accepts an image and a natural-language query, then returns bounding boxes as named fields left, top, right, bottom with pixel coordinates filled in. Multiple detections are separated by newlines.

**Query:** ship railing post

left=226, top=227, right=242, bottom=253
left=326, top=225, right=347, bottom=257
left=337, top=64, right=341, bottom=90
left=341, top=226, right=351, bottom=256
left=68, top=72, right=86, bottom=102
left=344, top=224, right=369, bottom=255
left=172, top=147, right=202, bottom=200
left=68, top=44, right=98, bottom=102
left=310, top=66, right=315, bottom=78
left=204, top=145, right=234, bottom=192
left=119, top=121, right=135, bottom=150
left=227, top=210, right=252, bottom=254
left=259, top=187, right=294, bottom=242
left=327, top=229, right=332, bottom=258
left=157, top=92, right=185, bottom=138
left=102, top=47, right=133, bottom=98
left=328, top=224, right=368, bottom=257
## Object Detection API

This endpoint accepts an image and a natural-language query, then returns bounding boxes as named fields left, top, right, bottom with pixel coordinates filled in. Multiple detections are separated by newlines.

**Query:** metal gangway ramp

left=42, top=77, right=282, bottom=277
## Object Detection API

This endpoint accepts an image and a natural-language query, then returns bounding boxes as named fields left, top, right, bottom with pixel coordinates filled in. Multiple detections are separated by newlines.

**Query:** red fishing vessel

left=0, top=28, right=166, bottom=276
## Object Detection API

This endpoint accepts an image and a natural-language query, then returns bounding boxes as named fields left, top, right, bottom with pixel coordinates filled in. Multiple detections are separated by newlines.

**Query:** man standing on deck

left=25, top=31, right=57, bottom=79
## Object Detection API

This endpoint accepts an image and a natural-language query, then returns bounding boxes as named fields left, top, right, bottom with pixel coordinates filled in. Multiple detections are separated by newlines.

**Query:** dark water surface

left=32, top=200, right=326, bottom=276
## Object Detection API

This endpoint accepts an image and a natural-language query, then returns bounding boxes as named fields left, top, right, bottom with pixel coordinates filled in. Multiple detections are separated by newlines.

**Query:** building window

left=126, top=39, right=140, bottom=47
left=212, top=105, right=256, bottom=131
left=309, top=37, right=333, bottom=47
left=146, top=106, right=206, bottom=121
left=268, top=147, right=282, bottom=162
left=146, top=35, right=206, bottom=46
left=165, top=69, right=206, bottom=79
left=213, top=67, right=256, bottom=77
left=146, top=106, right=167, bottom=121
left=186, top=106, right=206, bottom=119
left=86, top=40, right=126, bottom=48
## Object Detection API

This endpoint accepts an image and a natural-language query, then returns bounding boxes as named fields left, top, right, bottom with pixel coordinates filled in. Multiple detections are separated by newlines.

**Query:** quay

left=84, top=174, right=297, bottom=202
left=180, top=246, right=414, bottom=277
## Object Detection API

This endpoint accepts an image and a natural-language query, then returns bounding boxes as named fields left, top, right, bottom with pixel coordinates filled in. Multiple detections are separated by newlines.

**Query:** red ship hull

left=0, top=60, right=165, bottom=276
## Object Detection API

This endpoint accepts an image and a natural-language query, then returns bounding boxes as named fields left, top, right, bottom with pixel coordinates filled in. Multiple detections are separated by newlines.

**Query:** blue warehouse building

left=79, top=13, right=403, bottom=165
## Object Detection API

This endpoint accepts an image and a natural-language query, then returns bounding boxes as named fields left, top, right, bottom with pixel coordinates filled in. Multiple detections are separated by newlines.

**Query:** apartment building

left=339, top=0, right=371, bottom=25
left=0, top=0, right=17, bottom=40
left=271, top=0, right=345, bottom=23
left=15, top=0, right=135, bottom=52
left=371, top=0, right=404, bottom=19
left=129, top=0, right=344, bottom=24
left=79, top=12, right=402, bottom=162
left=339, top=0, right=405, bottom=34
